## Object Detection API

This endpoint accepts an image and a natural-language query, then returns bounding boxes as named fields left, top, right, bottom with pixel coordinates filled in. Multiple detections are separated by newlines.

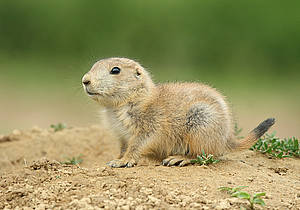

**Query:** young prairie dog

left=82, top=57, right=275, bottom=168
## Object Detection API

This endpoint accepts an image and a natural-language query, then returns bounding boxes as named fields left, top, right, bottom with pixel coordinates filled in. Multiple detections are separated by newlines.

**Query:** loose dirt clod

left=29, top=158, right=61, bottom=170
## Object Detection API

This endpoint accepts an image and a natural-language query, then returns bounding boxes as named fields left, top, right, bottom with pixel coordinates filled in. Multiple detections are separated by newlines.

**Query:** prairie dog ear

left=135, top=68, right=142, bottom=79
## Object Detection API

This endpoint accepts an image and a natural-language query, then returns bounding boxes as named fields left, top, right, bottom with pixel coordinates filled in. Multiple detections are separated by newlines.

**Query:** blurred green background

left=0, top=0, right=299, bottom=137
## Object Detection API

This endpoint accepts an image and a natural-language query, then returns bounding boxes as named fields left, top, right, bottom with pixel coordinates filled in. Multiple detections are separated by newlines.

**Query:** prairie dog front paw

left=106, top=158, right=137, bottom=168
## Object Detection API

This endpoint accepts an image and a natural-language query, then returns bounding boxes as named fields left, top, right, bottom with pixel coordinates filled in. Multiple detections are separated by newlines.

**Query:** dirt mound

left=0, top=126, right=299, bottom=209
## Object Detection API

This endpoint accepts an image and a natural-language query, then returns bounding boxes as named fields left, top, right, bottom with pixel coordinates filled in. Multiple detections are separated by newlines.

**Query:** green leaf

left=191, top=151, right=219, bottom=165
left=61, top=155, right=83, bottom=165
left=232, top=191, right=251, bottom=200
left=50, top=123, right=66, bottom=132
left=294, top=138, right=299, bottom=150
left=253, top=197, right=265, bottom=206
left=232, top=186, right=248, bottom=193
left=253, top=192, right=266, bottom=198
left=276, top=151, right=283, bottom=158
left=218, top=187, right=232, bottom=192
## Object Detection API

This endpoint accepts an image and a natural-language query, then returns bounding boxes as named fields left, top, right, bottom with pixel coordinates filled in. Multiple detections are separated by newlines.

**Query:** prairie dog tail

left=234, top=118, right=275, bottom=150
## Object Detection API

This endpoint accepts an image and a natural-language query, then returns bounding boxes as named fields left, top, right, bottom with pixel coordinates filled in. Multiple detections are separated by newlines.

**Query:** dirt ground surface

left=0, top=126, right=299, bottom=210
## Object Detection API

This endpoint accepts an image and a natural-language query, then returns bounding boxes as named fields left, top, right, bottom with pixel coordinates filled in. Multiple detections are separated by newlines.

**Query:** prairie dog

left=82, top=58, right=275, bottom=167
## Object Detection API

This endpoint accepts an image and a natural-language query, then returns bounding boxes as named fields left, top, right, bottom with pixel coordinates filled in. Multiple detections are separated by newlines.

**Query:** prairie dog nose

left=82, top=74, right=91, bottom=86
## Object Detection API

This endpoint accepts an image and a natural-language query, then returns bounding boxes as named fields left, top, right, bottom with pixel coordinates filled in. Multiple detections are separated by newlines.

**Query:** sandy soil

left=0, top=126, right=299, bottom=209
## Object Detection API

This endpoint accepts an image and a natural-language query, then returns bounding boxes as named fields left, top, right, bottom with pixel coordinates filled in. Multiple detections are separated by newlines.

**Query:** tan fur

left=82, top=57, right=274, bottom=167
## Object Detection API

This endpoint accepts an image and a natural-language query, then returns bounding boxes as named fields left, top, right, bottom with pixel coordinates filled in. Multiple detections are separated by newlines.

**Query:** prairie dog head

left=82, top=57, right=154, bottom=107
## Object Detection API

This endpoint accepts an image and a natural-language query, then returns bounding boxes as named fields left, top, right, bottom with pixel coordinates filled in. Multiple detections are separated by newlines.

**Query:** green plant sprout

left=190, top=150, right=220, bottom=165
left=50, top=123, right=67, bottom=132
left=61, top=155, right=83, bottom=165
left=251, top=133, right=300, bottom=158
left=219, top=186, right=266, bottom=209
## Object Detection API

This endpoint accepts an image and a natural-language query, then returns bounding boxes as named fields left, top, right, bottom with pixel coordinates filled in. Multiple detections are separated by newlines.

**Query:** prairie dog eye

left=110, top=67, right=121, bottom=75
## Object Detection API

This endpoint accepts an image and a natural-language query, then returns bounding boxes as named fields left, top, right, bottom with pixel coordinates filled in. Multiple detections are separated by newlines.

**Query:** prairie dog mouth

left=85, top=89, right=100, bottom=96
